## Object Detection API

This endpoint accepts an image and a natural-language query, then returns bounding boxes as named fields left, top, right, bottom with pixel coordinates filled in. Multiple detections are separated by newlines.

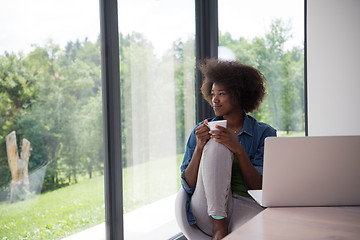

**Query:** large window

left=219, top=0, right=305, bottom=136
left=0, top=1, right=104, bottom=239
left=118, top=0, right=195, bottom=238
left=1, top=0, right=305, bottom=239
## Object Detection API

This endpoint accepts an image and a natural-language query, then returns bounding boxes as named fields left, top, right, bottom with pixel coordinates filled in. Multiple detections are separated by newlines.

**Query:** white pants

left=190, top=139, right=264, bottom=236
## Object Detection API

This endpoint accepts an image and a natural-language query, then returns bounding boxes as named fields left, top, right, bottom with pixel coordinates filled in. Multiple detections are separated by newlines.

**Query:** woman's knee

left=203, top=139, right=232, bottom=158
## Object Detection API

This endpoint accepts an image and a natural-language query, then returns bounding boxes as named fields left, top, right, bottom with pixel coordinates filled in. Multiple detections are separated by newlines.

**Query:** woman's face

left=211, top=82, right=235, bottom=116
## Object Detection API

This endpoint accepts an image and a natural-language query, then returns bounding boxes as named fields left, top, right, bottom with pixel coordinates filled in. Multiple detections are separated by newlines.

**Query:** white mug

left=206, top=120, right=227, bottom=132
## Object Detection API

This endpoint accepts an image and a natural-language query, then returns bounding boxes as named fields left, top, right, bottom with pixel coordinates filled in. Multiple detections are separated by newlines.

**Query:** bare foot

left=211, top=218, right=228, bottom=240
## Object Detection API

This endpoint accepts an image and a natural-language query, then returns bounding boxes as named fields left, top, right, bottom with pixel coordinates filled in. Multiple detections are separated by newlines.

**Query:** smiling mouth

left=213, top=105, right=222, bottom=110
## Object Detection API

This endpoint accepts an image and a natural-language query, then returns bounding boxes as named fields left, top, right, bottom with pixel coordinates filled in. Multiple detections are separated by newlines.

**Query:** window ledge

left=63, top=193, right=181, bottom=240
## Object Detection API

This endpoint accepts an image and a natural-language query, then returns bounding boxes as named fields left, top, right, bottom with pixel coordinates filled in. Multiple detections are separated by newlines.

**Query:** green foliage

left=0, top=52, right=39, bottom=190
left=0, top=17, right=304, bottom=238
left=0, top=18, right=304, bottom=197
left=220, top=19, right=305, bottom=132
left=173, top=39, right=186, bottom=154
left=0, top=38, right=103, bottom=192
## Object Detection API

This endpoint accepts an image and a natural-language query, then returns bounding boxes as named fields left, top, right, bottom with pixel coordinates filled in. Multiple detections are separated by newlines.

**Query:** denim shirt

left=180, top=114, right=277, bottom=225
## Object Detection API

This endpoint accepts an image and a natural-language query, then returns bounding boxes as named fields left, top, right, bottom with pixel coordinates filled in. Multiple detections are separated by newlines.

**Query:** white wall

left=307, top=0, right=360, bottom=136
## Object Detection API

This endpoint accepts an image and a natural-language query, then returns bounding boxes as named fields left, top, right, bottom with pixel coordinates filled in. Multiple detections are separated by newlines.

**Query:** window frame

left=195, top=0, right=218, bottom=122
left=100, top=0, right=308, bottom=239
left=100, top=0, right=124, bottom=239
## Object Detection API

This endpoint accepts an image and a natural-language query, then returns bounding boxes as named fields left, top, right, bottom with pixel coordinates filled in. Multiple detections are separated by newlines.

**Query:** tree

left=219, top=19, right=304, bottom=133
left=0, top=19, right=304, bottom=199
left=0, top=52, right=37, bottom=192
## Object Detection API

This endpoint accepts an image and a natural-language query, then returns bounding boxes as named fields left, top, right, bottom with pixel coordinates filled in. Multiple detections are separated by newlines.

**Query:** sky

left=0, top=0, right=304, bottom=56
left=219, top=0, right=304, bottom=49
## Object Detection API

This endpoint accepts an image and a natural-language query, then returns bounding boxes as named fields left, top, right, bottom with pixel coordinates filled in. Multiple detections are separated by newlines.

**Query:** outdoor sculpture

left=5, top=131, right=31, bottom=203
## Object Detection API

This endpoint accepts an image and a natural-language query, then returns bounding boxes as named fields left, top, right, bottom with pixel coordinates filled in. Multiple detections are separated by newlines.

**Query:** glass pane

left=118, top=0, right=195, bottom=238
left=219, top=0, right=305, bottom=136
left=0, top=1, right=104, bottom=239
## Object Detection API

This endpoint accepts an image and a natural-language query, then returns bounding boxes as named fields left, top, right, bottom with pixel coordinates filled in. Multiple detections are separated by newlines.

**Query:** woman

left=180, top=59, right=276, bottom=239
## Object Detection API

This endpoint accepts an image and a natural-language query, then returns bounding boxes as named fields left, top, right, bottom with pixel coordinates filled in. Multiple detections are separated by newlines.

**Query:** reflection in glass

left=118, top=0, right=195, bottom=238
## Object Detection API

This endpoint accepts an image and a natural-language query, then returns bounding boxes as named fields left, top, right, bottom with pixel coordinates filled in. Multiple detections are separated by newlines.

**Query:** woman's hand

left=195, top=119, right=211, bottom=149
left=210, top=125, right=242, bottom=154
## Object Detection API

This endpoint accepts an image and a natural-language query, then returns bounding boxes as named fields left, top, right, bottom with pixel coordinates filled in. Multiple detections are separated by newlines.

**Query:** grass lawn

left=0, top=176, right=105, bottom=240
left=0, top=154, right=184, bottom=240
left=0, top=132, right=305, bottom=239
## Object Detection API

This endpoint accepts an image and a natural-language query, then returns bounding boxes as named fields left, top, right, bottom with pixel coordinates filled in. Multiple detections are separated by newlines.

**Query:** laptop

left=249, top=135, right=360, bottom=207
